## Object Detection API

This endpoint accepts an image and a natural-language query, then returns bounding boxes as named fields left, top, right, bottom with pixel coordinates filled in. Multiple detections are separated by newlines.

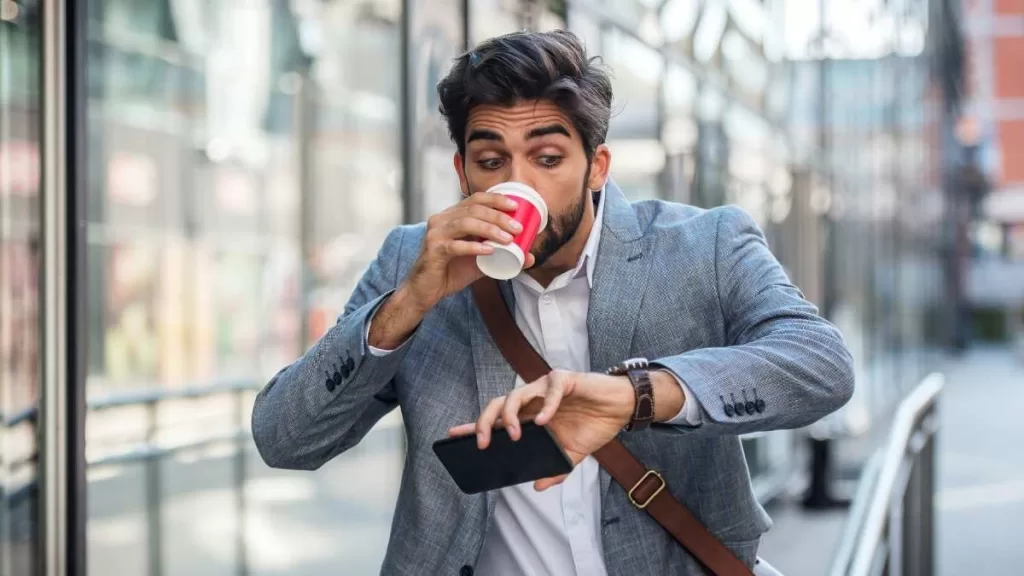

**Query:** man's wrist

left=367, top=284, right=428, bottom=349
left=650, top=370, right=685, bottom=423
left=607, top=369, right=685, bottom=430
left=392, top=281, right=434, bottom=317
left=609, top=375, right=637, bottom=429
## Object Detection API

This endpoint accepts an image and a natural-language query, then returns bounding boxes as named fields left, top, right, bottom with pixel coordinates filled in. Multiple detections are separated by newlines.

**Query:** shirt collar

left=580, top=186, right=605, bottom=287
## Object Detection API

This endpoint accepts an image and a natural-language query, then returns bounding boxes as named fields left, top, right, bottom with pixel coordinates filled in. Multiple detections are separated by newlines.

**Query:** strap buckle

left=628, top=469, right=666, bottom=510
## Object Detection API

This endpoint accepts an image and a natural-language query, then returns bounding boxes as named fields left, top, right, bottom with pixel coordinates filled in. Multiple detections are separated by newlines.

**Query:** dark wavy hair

left=437, top=29, right=613, bottom=159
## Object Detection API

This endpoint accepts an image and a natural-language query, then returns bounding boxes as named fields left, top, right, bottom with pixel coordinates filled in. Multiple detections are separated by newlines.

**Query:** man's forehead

left=466, top=102, right=575, bottom=135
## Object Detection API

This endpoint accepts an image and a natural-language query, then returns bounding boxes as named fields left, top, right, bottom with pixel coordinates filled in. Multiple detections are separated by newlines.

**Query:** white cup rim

left=485, top=182, right=548, bottom=231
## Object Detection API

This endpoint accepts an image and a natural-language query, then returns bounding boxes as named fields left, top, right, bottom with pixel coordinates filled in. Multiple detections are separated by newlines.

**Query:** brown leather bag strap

left=471, top=278, right=754, bottom=576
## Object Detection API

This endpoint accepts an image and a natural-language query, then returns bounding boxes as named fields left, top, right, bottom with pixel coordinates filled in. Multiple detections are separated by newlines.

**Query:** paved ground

left=935, top=346, right=1024, bottom=575
left=758, top=497, right=849, bottom=576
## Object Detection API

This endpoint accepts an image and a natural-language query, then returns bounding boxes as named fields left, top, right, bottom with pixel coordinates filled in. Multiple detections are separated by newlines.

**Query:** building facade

left=963, top=0, right=1024, bottom=255
left=1, top=1, right=960, bottom=575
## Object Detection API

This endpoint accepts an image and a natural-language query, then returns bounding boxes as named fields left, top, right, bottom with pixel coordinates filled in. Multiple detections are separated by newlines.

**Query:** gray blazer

left=251, top=180, right=854, bottom=575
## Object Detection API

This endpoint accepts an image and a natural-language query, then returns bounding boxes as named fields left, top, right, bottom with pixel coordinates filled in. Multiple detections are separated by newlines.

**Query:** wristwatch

left=605, top=357, right=655, bottom=432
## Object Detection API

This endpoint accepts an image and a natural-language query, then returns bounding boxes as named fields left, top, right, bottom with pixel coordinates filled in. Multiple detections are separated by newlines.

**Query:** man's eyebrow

left=467, top=129, right=503, bottom=144
left=527, top=124, right=572, bottom=140
left=466, top=124, right=572, bottom=145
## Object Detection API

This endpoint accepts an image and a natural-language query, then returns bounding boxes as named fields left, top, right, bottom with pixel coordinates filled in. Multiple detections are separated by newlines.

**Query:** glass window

left=721, top=27, right=769, bottom=108
left=764, top=61, right=791, bottom=123
left=661, top=64, right=698, bottom=153
left=1, top=2, right=43, bottom=574
left=692, top=85, right=728, bottom=208
left=597, top=0, right=650, bottom=33
left=662, top=64, right=697, bottom=120
left=661, top=65, right=698, bottom=203
left=85, top=0, right=406, bottom=574
left=472, top=0, right=565, bottom=43
left=567, top=4, right=601, bottom=54
left=724, top=104, right=771, bottom=224
left=469, top=0, right=520, bottom=47
left=535, top=0, right=568, bottom=32
left=603, top=27, right=665, bottom=200
left=408, top=0, right=463, bottom=219
left=659, top=0, right=701, bottom=50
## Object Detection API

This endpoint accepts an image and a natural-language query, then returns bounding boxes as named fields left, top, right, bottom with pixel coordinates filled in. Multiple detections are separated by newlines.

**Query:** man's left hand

left=447, top=369, right=636, bottom=491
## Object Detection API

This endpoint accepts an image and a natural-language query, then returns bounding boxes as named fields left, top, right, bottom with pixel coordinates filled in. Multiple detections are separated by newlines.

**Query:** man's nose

left=507, top=159, right=536, bottom=189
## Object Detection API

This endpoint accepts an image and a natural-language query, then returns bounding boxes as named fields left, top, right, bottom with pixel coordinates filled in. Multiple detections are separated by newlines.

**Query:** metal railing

left=1, top=381, right=261, bottom=493
left=88, top=379, right=262, bottom=576
left=3, top=377, right=408, bottom=576
left=1, top=406, right=42, bottom=507
left=2, top=380, right=262, bottom=576
left=829, top=373, right=944, bottom=576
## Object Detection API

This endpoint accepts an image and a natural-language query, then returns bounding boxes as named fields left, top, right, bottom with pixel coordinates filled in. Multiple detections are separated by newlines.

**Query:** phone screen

left=432, top=421, right=575, bottom=494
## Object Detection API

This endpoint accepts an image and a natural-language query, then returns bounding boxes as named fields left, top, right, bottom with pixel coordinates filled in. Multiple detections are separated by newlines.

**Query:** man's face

left=455, top=100, right=610, bottom=268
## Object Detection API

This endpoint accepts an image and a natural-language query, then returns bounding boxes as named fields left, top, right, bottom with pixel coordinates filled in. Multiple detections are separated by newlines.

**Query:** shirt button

left=542, top=295, right=552, bottom=304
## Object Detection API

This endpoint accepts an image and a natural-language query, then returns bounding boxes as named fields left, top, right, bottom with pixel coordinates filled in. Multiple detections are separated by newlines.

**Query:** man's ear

left=454, top=152, right=470, bottom=197
left=587, top=144, right=611, bottom=191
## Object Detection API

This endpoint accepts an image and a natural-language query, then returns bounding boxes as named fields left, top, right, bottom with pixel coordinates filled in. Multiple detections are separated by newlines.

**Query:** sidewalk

left=759, top=345, right=1024, bottom=575
left=936, top=346, right=1024, bottom=575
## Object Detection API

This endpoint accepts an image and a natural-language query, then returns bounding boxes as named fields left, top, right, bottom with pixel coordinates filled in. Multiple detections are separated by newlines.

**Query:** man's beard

left=531, top=183, right=590, bottom=268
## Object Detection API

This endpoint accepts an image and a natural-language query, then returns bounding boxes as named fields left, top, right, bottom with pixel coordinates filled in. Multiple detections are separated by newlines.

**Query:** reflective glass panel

left=603, top=27, right=665, bottom=199
left=1, top=2, right=43, bottom=574
left=85, top=0, right=406, bottom=574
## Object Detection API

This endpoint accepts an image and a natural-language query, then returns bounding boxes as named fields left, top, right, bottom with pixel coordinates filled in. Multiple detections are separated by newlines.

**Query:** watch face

left=622, top=357, right=649, bottom=370
left=606, top=357, right=649, bottom=376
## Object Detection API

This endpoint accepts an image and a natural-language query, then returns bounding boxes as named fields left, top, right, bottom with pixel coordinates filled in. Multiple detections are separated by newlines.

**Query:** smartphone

left=432, top=421, right=575, bottom=494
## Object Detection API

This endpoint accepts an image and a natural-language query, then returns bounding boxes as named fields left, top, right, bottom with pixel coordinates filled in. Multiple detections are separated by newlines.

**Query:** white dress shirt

left=368, top=189, right=700, bottom=575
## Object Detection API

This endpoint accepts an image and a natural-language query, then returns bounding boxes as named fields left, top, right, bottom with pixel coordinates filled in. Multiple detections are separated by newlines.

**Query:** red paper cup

left=476, top=182, right=548, bottom=280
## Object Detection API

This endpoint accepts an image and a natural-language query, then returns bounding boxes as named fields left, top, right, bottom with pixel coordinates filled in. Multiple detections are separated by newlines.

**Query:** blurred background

left=1, top=0, right=1022, bottom=575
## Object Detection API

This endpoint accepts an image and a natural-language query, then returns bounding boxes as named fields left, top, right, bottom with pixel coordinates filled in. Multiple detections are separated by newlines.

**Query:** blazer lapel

left=468, top=282, right=518, bottom=519
left=588, top=181, right=657, bottom=498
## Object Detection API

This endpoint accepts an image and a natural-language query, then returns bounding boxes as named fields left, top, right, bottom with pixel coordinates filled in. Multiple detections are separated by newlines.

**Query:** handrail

left=86, top=378, right=261, bottom=576
left=829, top=450, right=883, bottom=572
left=1, top=379, right=264, bottom=427
left=89, top=430, right=251, bottom=467
left=0, top=479, right=38, bottom=507
left=829, top=372, right=944, bottom=576
left=87, top=378, right=263, bottom=411
left=4, top=379, right=400, bottom=473
left=1, top=405, right=39, bottom=427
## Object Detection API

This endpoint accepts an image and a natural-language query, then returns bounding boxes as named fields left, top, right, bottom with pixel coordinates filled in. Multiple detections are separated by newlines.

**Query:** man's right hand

left=368, top=192, right=533, bottom=350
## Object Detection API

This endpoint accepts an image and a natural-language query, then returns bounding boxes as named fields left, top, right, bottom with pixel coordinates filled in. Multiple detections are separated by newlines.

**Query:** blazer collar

left=600, top=178, right=644, bottom=243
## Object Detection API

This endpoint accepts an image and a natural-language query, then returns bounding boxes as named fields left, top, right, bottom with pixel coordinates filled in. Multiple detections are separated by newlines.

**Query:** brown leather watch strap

left=471, top=278, right=754, bottom=576
left=624, top=367, right=655, bottom=431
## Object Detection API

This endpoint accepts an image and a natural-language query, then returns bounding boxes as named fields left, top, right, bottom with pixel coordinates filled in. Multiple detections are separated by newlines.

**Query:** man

left=252, top=30, right=854, bottom=575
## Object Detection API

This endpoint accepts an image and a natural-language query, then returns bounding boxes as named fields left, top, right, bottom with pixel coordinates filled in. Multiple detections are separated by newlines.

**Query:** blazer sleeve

left=251, top=226, right=415, bottom=470
left=653, top=206, right=855, bottom=436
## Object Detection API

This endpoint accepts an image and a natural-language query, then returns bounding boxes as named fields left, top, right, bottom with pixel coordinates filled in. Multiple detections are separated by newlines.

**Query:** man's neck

left=526, top=196, right=597, bottom=288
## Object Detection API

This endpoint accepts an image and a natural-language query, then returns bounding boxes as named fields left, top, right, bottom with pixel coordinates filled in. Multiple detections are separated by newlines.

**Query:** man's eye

left=477, top=158, right=504, bottom=170
left=538, top=155, right=563, bottom=167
